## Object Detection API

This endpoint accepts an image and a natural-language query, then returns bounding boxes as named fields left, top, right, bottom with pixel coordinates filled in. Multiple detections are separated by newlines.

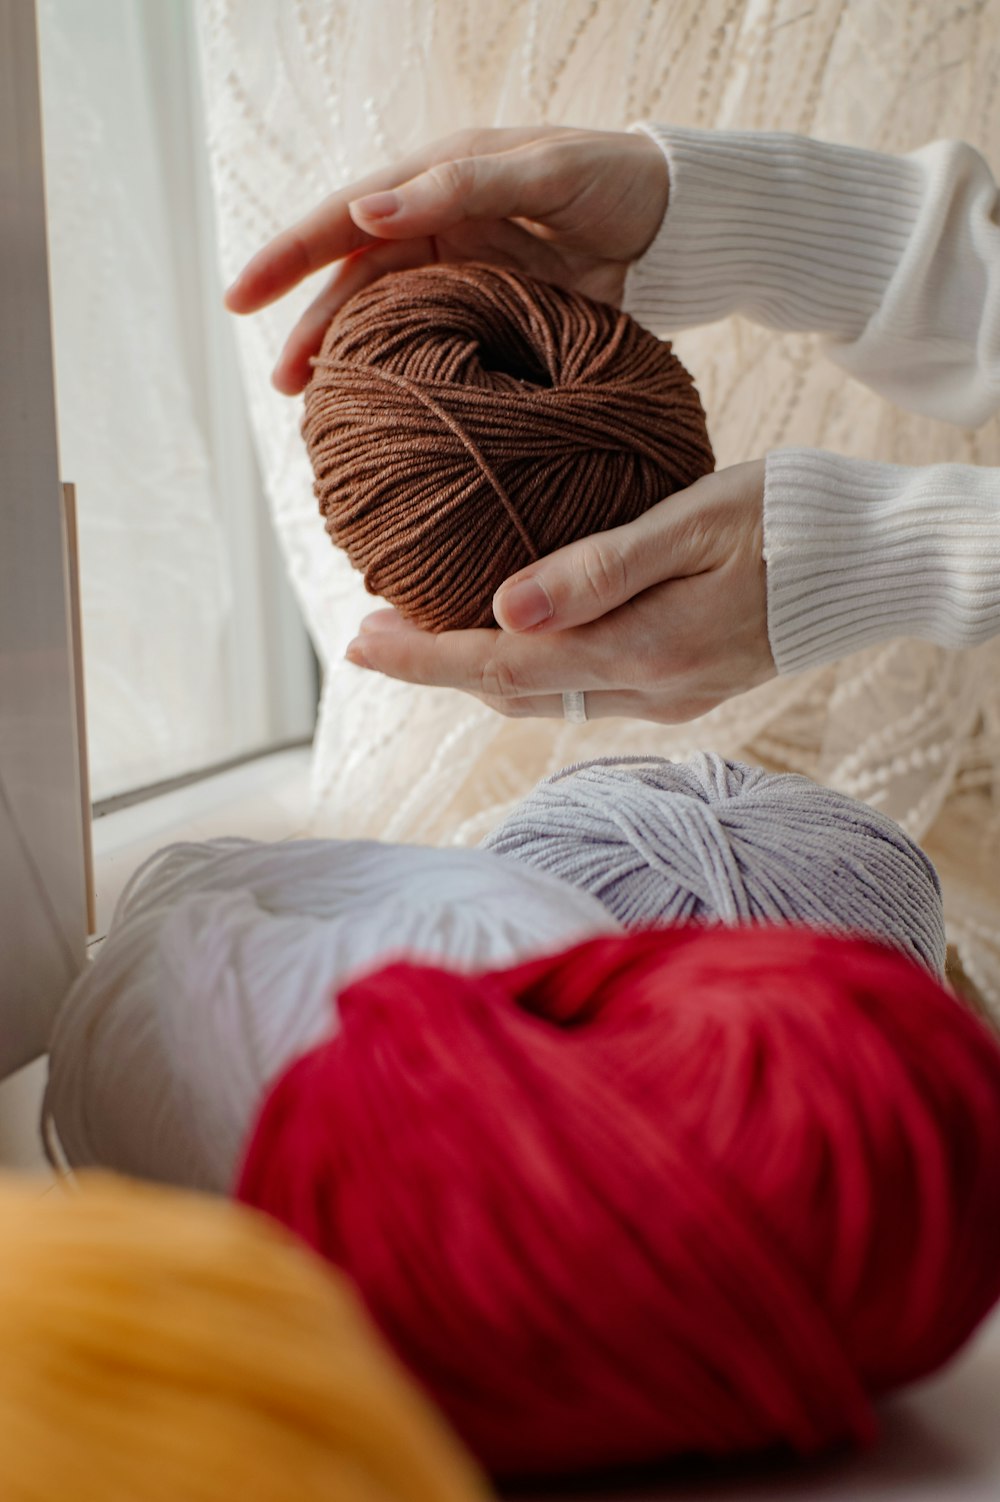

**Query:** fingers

left=457, top=690, right=634, bottom=721
left=271, top=238, right=436, bottom=394
left=344, top=481, right=726, bottom=696
left=492, top=480, right=719, bottom=634
left=224, top=127, right=551, bottom=315
left=337, top=460, right=771, bottom=724
left=224, top=149, right=447, bottom=314
left=346, top=612, right=621, bottom=696
left=224, top=199, right=375, bottom=316
left=271, top=211, right=566, bottom=392
left=345, top=613, right=716, bottom=724
left=348, top=144, right=560, bottom=241
left=469, top=691, right=715, bottom=724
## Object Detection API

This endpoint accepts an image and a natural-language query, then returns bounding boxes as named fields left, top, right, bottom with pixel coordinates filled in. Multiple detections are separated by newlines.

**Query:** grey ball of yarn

left=481, top=753, right=947, bottom=975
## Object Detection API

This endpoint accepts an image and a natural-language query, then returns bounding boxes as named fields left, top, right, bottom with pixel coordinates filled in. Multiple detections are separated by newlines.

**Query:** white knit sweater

left=623, top=126, right=1000, bottom=674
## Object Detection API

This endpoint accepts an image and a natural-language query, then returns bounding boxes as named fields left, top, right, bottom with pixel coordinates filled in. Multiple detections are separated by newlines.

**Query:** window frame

left=0, top=0, right=88, bottom=1079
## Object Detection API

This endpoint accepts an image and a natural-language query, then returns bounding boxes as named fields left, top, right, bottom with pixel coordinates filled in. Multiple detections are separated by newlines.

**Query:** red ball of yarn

left=237, top=926, right=1000, bottom=1478
left=302, top=263, right=714, bottom=631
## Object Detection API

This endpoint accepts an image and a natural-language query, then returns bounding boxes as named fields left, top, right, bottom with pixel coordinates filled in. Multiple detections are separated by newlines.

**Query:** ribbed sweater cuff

left=764, top=449, right=1000, bottom=673
left=623, top=126, right=925, bottom=337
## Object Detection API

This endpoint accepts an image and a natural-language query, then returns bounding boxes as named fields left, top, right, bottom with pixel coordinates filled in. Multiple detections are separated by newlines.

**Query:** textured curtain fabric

left=37, top=0, right=313, bottom=801
left=194, top=0, right=1000, bottom=1016
left=38, top=0, right=232, bottom=798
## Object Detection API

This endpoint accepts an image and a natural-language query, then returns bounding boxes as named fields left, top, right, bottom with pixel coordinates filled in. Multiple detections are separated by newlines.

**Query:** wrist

left=626, top=128, right=671, bottom=260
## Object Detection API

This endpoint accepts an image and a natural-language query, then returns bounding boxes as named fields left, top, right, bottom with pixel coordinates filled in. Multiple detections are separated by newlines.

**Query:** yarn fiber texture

left=44, top=836, right=618, bottom=1193
left=302, top=262, right=715, bottom=630
left=482, top=753, right=947, bottom=974
left=0, top=1174, right=488, bottom=1502
left=238, top=924, right=1000, bottom=1479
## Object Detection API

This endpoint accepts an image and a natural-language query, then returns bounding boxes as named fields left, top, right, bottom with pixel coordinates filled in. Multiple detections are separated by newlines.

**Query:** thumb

left=493, top=505, right=700, bottom=634
left=348, top=150, right=553, bottom=238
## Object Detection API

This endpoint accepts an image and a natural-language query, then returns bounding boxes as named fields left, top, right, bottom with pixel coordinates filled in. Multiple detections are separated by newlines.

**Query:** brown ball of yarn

left=303, top=263, right=715, bottom=631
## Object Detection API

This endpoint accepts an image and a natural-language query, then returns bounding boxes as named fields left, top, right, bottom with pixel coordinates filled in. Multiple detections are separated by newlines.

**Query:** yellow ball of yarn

left=0, top=1174, right=490, bottom=1502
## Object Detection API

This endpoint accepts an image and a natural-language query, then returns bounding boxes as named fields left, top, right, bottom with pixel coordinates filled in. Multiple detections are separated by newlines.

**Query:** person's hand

left=343, top=460, right=775, bottom=724
left=224, top=126, right=669, bottom=395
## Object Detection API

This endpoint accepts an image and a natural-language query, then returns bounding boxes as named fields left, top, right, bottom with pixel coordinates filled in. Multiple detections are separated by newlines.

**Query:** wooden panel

left=0, top=0, right=87, bottom=1076
left=62, top=484, right=96, bottom=936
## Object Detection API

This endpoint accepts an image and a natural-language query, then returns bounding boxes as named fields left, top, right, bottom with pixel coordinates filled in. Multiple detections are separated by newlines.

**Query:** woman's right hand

left=224, top=126, right=670, bottom=394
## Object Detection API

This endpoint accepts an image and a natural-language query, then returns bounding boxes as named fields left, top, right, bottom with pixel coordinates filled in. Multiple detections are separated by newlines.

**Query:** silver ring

left=562, top=690, right=587, bottom=724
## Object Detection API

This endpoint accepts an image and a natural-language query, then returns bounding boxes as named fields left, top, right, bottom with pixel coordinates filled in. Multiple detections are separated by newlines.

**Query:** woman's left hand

left=345, top=459, right=776, bottom=723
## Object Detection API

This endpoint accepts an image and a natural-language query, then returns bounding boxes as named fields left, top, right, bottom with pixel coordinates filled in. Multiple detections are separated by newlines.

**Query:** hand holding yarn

left=348, top=459, right=774, bottom=722
left=225, top=125, right=670, bottom=394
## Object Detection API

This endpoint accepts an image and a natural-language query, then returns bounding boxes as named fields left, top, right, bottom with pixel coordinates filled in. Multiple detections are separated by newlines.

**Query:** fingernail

left=345, top=638, right=371, bottom=668
left=351, top=190, right=399, bottom=220
left=359, top=609, right=405, bottom=635
left=494, top=577, right=554, bottom=632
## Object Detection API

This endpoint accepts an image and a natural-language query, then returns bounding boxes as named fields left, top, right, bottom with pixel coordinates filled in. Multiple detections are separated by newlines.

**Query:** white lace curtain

left=37, top=0, right=315, bottom=801
left=194, top=0, right=1000, bottom=1015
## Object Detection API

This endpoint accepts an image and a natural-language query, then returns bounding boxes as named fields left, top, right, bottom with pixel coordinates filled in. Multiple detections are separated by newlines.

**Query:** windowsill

left=90, top=744, right=314, bottom=943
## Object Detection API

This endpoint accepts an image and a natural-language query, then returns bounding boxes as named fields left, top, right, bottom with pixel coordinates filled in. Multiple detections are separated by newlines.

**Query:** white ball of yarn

left=481, top=753, right=947, bottom=975
left=44, top=838, right=619, bottom=1192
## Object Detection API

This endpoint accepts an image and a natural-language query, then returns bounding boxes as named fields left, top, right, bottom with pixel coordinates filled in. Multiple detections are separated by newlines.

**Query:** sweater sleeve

left=764, top=450, right=1000, bottom=672
left=622, top=126, right=1000, bottom=427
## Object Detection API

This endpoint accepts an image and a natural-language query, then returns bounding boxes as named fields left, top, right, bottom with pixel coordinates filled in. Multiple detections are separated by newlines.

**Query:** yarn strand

left=313, top=358, right=542, bottom=562
left=303, top=263, right=714, bottom=630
